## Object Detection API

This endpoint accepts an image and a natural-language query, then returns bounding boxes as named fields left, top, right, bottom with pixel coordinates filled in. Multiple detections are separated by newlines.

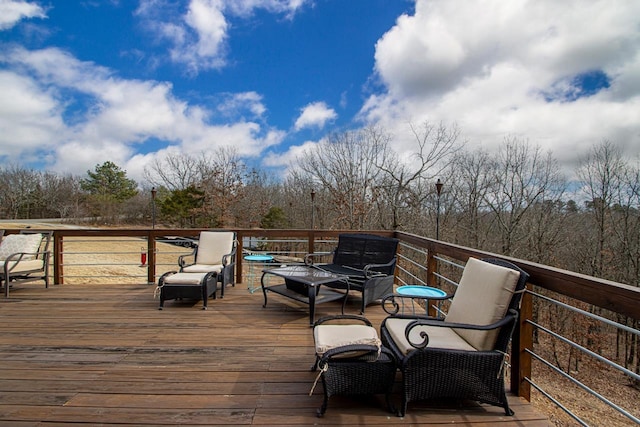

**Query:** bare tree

left=484, top=138, right=563, bottom=257
left=232, top=168, right=279, bottom=228
left=576, top=140, right=626, bottom=278
left=199, top=146, right=247, bottom=227
left=0, top=165, right=41, bottom=219
left=282, top=171, right=318, bottom=229
left=376, top=121, right=462, bottom=231
left=581, top=144, right=640, bottom=379
left=447, top=148, right=493, bottom=247
left=143, top=152, right=202, bottom=191
left=40, top=172, right=86, bottom=219
left=295, top=126, right=390, bottom=229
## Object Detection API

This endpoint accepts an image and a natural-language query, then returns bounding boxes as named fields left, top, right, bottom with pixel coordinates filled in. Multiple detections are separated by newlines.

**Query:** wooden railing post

left=426, top=240, right=439, bottom=285
left=147, top=230, right=156, bottom=285
left=308, top=230, right=315, bottom=255
left=513, top=283, right=533, bottom=399
left=236, top=230, right=244, bottom=284
left=53, top=233, right=63, bottom=285
left=426, top=241, right=438, bottom=317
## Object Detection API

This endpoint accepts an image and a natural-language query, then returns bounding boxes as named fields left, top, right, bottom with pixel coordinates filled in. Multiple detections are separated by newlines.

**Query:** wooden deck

left=0, top=281, right=550, bottom=426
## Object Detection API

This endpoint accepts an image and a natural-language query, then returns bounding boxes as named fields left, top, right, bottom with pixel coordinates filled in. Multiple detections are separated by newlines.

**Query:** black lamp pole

left=151, top=187, right=157, bottom=229
left=435, top=179, right=443, bottom=240
left=310, top=189, right=316, bottom=229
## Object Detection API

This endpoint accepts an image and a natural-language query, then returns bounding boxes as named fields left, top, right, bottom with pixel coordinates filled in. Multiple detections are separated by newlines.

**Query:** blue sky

left=1, top=0, right=639, bottom=183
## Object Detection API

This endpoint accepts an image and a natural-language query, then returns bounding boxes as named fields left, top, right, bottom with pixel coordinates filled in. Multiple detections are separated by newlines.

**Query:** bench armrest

left=304, top=252, right=333, bottom=265
left=362, top=257, right=396, bottom=278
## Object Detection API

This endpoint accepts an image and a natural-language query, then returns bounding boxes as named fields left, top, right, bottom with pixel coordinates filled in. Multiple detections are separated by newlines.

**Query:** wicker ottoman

left=158, top=271, right=218, bottom=310
left=312, top=315, right=397, bottom=417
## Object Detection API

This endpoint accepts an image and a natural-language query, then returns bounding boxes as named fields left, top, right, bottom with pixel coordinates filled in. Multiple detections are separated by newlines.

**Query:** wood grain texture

left=0, top=282, right=550, bottom=426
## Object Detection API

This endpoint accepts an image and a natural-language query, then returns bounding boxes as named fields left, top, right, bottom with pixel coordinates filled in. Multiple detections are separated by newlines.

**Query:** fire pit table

left=261, top=265, right=349, bottom=326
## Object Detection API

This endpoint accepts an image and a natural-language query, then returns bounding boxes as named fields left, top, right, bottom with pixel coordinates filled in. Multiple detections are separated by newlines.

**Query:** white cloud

left=225, top=0, right=309, bottom=19
left=136, top=0, right=312, bottom=74
left=136, top=0, right=228, bottom=74
left=0, top=70, right=64, bottom=157
left=0, top=0, right=46, bottom=30
left=0, top=46, right=282, bottom=183
left=217, top=91, right=267, bottom=118
left=294, top=101, right=337, bottom=131
left=263, top=139, right=318, bottom=168
left=362, top=0, right=640, bottom=177
left=183, top=0, right=228, bottom=66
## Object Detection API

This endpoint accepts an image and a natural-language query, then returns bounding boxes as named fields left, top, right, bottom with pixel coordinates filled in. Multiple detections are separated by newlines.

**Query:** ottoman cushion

left=163, top=272, right=208, bottom=285
left=314, top=324, right=381, bottom=359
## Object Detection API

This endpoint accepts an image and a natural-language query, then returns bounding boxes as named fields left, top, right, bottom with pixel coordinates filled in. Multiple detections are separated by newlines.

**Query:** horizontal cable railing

left=395, top=241, right=429, bottom=287
left=56, top=235, right=194, bottom=284
left=394, top=231, right=640, bottom=427
left=524, top=290, right=640, bottom=426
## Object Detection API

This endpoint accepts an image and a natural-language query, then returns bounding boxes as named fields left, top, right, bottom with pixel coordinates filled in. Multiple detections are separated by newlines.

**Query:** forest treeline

left=1, top=123, right=639, bottom=290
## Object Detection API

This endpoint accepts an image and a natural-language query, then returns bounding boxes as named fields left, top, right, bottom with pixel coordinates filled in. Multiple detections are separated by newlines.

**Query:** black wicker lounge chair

left=178, top=231, right=237, bottom=295
left=380, top=257, right=529, bottom=417
left=304, top=233, right=398, bottom=313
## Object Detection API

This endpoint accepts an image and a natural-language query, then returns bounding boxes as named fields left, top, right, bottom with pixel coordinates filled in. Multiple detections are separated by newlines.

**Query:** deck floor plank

left=0, top=282, right=550, bottom=426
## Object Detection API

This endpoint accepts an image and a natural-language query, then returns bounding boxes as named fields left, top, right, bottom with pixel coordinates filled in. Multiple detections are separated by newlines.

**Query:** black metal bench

left=305, top=234, right=398, bottom=313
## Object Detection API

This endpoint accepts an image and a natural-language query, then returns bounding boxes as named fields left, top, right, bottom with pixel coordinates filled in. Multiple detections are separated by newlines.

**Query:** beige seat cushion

left=0, top=234, right=42, bottom=261
left=163, top=272, right=209, bottom=285
left=3, top=259, right=44, bottom=274
left=385, top=317, right=477, bottom=355
left=445, top=258, right=520, bottom=351
left=181, top=264, right=223, bottom=274
left=195, top=232, right=235, bottom=265
left=314, top=324, right=381, bottom=358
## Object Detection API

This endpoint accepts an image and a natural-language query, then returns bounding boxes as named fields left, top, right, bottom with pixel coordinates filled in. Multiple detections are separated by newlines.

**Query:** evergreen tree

left=160, top=186, right=205, bottom=227
left=80, top=161, right=138, bottom=220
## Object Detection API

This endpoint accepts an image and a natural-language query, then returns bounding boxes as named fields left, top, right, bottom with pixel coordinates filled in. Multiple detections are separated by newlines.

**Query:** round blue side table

left=396, top=285, right=447, bottom=315
left=244, top=254, right=274, bottom=293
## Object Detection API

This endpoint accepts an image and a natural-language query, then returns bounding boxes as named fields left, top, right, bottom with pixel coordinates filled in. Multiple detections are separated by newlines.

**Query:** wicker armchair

left=380, top=257, right=529, bottom=417
left=178, top=231, right=237, bottom=296
left=305, top=234, right=398, bottom=313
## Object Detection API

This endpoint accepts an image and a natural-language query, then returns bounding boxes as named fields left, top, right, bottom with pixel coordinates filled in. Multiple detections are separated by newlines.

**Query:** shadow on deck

left=0, top=281, right=550, bottom=426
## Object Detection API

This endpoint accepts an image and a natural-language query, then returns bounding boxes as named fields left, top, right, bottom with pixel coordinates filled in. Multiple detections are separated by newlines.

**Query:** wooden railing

left=14, top=227, right=640, bottom=423
left=47, top=228, right=395, bottom=285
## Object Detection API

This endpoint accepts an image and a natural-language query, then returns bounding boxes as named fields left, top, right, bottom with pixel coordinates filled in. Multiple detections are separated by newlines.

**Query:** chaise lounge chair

left=178, top=230, right=237, bottom=296
left=1, top=230, right=53, bottom=297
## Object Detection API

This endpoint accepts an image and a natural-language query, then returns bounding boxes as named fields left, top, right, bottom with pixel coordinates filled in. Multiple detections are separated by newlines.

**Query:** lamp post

left=435, top=179, right=443, bottom=240
left=310, top=189, right=316, bottom=229
left=151, top=187, right=157, bottom=229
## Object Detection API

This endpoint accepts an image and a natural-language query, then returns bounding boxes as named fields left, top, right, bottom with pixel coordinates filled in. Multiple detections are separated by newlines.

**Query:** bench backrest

left=332, top=234, right=398, bottom=274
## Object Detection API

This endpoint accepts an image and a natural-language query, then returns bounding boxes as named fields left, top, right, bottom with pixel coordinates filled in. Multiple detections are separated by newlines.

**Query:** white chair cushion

left=314, top=324, right=381, bottom=358
left=3, top=259, right=44, bottom=274
left=445, top=258, right=520, bottom=351
left=385, top=317, right=477, bottom=355
left=195, top=232, right=235, bottom=266
left=181, top=264, right=223, bottom=274
left=0, top=233, right=42, bottom=261
left=163, top=272, right=209, bottom=285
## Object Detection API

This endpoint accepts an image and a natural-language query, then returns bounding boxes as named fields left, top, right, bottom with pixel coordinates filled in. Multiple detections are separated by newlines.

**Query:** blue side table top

left=396, top=285, right=447, bottom=298
left=244, top=254, right=274, bottom=262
